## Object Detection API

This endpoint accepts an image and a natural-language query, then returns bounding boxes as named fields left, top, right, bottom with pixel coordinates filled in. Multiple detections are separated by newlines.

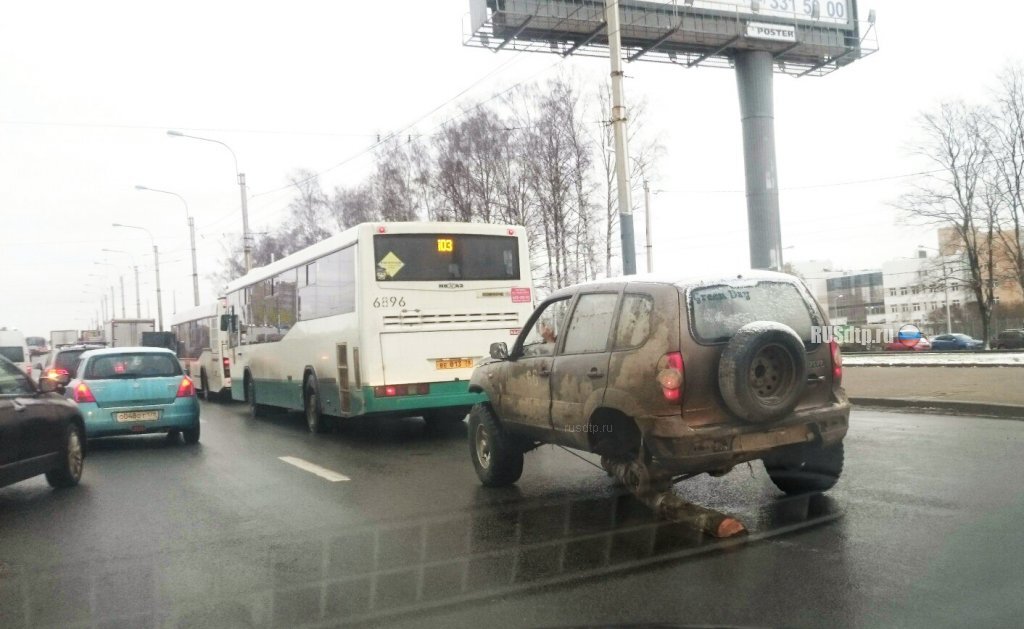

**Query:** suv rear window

left=690, top=281, right=818, bottom=344
left=0, top=347, right=25, bottom=363
left=84, top=353, right=182, bottom=379
left=55, top=350, right=89, bottom=377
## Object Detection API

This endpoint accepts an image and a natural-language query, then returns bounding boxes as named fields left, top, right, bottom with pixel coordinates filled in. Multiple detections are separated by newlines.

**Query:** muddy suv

left=467, top=271, right=850, bottom=497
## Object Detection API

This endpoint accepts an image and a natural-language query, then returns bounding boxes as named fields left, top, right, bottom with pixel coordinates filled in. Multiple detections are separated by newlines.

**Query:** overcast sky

left=2, top=0, right=1022, bottom=334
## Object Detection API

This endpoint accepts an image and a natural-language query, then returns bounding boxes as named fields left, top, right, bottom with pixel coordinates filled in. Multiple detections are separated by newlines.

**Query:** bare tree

left=372, top=136, right=428, bottom=222
left=992, top=63, right=1024, bottom=299
left=899, top=102, right=999, bottom=346
left=330, top=182, right=379, bottom=229
left=282, top=169, right=332, bottom=251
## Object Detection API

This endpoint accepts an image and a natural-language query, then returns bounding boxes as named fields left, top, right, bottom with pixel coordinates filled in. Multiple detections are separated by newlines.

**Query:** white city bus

left=170, top=302, right=232, bottom=400
left=223, top=222, right=535, bottom=432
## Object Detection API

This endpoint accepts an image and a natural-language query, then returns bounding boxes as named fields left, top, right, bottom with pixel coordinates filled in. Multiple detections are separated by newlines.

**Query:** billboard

left=467, top=0, right=875, bottom=76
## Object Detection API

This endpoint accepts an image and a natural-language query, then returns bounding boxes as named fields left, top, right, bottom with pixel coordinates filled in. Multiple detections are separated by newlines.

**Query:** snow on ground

left=844, top=352, right=1024, bottom=367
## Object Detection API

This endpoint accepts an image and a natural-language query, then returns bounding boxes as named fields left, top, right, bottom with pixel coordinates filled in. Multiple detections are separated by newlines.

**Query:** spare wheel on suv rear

left=718, top=321, right=807, bottom=423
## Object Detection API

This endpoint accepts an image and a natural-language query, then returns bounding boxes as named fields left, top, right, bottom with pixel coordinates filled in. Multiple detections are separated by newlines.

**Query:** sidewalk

left=844, top=364, right=1024, bottom=419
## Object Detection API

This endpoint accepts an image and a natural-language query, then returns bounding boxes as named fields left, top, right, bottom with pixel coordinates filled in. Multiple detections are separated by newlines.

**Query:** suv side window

left=614, top=294, right=654, bottom=350
left=0, top=360, right=33, bottom=396
left=520, top=298, right=571, bottom=358
left=562, top=293, right=619, bottom=355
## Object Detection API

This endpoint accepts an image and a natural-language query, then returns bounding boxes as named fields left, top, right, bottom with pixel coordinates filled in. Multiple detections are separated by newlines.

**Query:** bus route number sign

left=437, top=238, right=454, bottom=253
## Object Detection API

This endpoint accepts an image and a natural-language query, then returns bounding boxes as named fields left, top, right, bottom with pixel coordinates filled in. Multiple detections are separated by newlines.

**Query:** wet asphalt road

left=1, top=401, right=1022, bottom=628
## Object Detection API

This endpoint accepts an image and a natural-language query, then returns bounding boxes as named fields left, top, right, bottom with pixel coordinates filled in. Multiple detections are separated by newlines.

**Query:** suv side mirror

left=39, top=376, right=66, bottom=394
left=489, top=342, right=509, bottom=360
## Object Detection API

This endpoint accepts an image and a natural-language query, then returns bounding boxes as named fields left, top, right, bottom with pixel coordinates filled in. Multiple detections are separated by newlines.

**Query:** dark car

left=993, top=329, right=1024, bottom=350
left=0, top=356, right=86, bottom=490
left=467, top=271, right=849, bottom=500
left=930, top=333, right=985, bottom=351
left=41, top=344, right=104, bottom=382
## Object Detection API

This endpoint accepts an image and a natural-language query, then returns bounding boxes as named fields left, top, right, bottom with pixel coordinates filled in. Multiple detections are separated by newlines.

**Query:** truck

left=80, top=329, right=105, bottom=344
left=104, top=319, right=156, bottom=348
left=141, top=331, right=178, bottom=354
left=50, top=329, right=80, bottom=349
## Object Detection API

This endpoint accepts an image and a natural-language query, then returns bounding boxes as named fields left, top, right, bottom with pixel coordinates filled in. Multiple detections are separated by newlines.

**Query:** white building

left=788, top=260, right=842, bottom=317
left=882, top=251, right=969, bottom=332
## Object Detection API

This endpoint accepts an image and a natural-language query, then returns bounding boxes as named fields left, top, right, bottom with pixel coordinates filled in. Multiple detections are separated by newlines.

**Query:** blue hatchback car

left=66, top=347, right=200, bottom=443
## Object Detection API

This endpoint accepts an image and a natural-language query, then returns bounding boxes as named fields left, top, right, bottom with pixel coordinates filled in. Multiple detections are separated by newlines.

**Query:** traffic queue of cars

left=0, top=347, right=200, bottom=491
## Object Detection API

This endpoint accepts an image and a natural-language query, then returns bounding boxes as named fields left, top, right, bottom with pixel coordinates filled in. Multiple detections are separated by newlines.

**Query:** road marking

left=278, top=456, right=350, bottom=482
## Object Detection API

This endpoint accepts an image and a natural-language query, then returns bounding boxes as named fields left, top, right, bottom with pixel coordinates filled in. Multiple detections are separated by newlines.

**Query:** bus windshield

left=373, top=234, right=520, bottom=281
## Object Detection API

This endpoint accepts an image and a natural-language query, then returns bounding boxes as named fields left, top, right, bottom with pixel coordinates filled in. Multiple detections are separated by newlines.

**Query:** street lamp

left=102, top=249, right=141, bottom=317
left=167, top=130, right=252, bottom=272
left=918, top=245, right=953, bottom=335
left=113, top=223, right=164, bottom=331
left=95, top=261, right=125, bottom=318
left=135, top=185, right=200, bottom=306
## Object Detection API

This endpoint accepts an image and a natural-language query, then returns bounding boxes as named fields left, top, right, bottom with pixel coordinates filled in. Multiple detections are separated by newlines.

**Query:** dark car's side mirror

left=489, top=342, right=509, bottom=360
left=38, top=376, right=66, bottom=394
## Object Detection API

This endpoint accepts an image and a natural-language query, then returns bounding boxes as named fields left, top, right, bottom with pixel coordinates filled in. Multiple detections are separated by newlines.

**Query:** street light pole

left=135, top=185, right=200, bottom=306
left=119, top=276, right=126, bottom=318
left=103, top=249, right=142, bottom=317
left=604, top=0, right=636, bottom=276
left=643, top=179, right=653, bottom=273
left=166, top=130, right=252, bottom=272
left=114, top=223, right=163, bottom=331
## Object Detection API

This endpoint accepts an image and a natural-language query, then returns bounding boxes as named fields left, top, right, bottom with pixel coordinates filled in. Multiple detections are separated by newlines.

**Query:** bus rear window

left=0, top=347, right=25, bottom=363
left=373, top=234, right=519, bottom=281
left=689, top=282, right=818, bottom=344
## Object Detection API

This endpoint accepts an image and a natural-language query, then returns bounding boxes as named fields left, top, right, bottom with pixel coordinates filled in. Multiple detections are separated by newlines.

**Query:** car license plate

left=115, top=411, right=159, bottom=422
left=435, top=358, right=474, bottom=370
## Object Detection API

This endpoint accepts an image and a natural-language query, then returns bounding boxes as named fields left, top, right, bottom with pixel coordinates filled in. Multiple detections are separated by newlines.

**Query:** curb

left=851, top=397, right=1024, bottom=420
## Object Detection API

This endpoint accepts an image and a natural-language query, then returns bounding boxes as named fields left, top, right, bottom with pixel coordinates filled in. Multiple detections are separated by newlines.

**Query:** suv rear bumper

left=644, top=400, right=850, bottom=475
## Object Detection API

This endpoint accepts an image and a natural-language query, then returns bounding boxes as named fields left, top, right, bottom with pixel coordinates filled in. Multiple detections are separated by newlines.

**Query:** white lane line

left=278, top=456, right=350, bottom=482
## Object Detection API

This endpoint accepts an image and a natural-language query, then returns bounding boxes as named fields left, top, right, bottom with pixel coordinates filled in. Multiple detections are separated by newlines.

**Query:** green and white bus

left=170, top=301, right=232, bottom=400
left=223, top=222, right=534, bottom=432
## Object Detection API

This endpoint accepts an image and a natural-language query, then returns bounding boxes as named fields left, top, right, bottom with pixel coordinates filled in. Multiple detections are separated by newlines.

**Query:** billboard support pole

left=605, top=0, right=636, bottom=276
left=735, top=49, right=783, bottom=271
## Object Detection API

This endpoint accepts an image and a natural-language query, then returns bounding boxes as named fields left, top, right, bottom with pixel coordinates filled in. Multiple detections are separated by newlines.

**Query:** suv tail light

left=222, top=357, right=231, bottom=378
left=657, top=352, right=685, bottom=403
left=73, top=383, right=96, bottom=403
left=829, top=339, right=843, bottom=386
left=46, top=368, right=69, bottom=380
left=177, top=377, right=196, bottom=398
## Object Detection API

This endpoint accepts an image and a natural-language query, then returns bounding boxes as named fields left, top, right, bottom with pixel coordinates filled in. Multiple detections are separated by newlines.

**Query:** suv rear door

left=549, top=290, right=620, bottom=447
left=683, top=279, right=835, bottom=424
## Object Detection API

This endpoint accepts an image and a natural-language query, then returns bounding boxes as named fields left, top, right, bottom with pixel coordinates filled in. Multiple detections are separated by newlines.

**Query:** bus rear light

left=374, top=383, right=430, bottom=397
left=222, top=357, right=231, bottom=378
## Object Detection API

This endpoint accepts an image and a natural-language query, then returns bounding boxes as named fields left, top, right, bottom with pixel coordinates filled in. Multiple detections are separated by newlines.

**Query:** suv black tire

left=46, top=422, right=85, bottom=488
left=764, top=441, right=844, bottom=494
left=468, top=403, right=524, bottom=487
left=719, top=321, right=808, bottom=423
left=199, top=370, right=209, bottom=401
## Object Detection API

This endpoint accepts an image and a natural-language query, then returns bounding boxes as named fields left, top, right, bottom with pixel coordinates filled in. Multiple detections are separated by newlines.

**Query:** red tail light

left=177, top=377, right=195, bottom=398
left=373, top=383, right=430, bottom=397
left=829, top=339, right=843, bottom=385
left=222, top=356, right=231, bottom=378
left=657, top=352, right=685, bottom=403
left=73, top=383, right=96, bottom=403
left=46, top=368, right=69, bottom=380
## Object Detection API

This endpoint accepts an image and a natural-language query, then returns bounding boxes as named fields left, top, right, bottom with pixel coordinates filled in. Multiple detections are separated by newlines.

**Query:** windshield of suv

left=83, top=353, right=182, bottom=379
left=0, top=346, right=25, bottom=363
left=54, top=349, right=90, bottom=377
left=690, top=281, right=818, bottom=343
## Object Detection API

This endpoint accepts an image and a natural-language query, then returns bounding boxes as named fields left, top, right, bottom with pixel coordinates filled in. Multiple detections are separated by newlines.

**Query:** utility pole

left=239, top=173, right=252, bottom=272
left=941, top=258, right=952, bottom=334
left=110, top=286, right=116, bottom=318
left=132, top=266, right=141, bottom=317
left=605, top=0, right=636, bottom=276
left=153, top=244, right=164, bottom=331
left=643, top=179, right=653, bottom=273
left=188, top=216, right=200, bottom=305
left=119, top=276, right=126, bottom=318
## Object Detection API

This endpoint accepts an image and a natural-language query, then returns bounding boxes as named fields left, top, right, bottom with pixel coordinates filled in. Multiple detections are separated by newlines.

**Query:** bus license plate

left=436, top=358, right=474, bottom=370
left=115, top=411, right=159, bottom=422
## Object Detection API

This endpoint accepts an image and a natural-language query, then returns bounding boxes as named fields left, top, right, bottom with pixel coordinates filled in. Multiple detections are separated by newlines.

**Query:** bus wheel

left=199, top=370, right=209, bottom=401
left=247, top=377, right=267, bottom=418
left=424, top=407, right=469, bottom=429
left=304, top=377, right=326, bottom=434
